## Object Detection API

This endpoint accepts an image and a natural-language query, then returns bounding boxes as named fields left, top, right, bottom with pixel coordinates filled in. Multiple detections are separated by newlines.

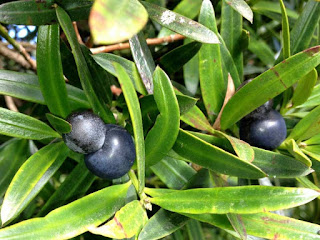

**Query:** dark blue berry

left=62, top=111, right=106, bottom=154
left=84, top=124, right=136, bottom=179
left=239, top=109, right=287, bottom=150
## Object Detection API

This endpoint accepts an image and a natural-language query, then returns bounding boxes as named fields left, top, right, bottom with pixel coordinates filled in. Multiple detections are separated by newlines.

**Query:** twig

left=0, top=24, right=36, bottom=70
left=90, top=34, right=186, bottom=54
left=0, top=44, right=31, bottom=69
left=72, top=22, right=84, bottom=45
left=4, top=96, right=19, bottom=112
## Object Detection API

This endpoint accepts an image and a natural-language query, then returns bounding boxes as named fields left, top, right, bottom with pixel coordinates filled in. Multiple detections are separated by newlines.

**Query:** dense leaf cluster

left=0, top=0, right=320, bottom=239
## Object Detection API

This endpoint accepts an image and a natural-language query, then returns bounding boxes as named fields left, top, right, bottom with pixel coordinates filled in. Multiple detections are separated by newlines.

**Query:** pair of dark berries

left=238, top=81, right=287, bottom=150
left=62, top=111, right=135, bottom=179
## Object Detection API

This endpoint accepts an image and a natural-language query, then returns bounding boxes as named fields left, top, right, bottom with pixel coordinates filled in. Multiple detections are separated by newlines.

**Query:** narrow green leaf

left=114, top=63, right=145, bottom=194
left=296, top=84, right=320, bottom=109
left=199, top=0, right=225, bottom=120
left=180, top=104, right=213, bottom=132
left=223, top=0, right=253, bottom=23
left=252, top=1, right=299, bottom=20
left=287, top=105, right=320, bottom=142
left=279, top=0, right=290, bottom=59
left=138, top=208, right=189, bottom=240
left=141, top=1, right=219, bottom=44
left=226, top=213, right=247, bottom=240
left=1, top=142, right=69, bottom=225
left=149, top=186, right=320, bottom=214
left=89, top=0, right=148, bottom=44
left=0, top=139, right=29, bottom=198
left=0, top=107, right=60, bottom=140
left=80, top=45, right=113, bottom=106
left=0, top=0, right=93, bottom=25
left=285, top=139, right=312, bottom=167
left=191, top=132, right=313, bottom=178
left=221, top=46, right=320, bottom=129
left=186, top=211, right=320, bottom=240
left=129, top=31, right=156, bottom=94
left=221, top=0, right=244, bottom=80
left=186, top=219, right=205, bottom=240
left=151, top=157, right=196, bottom=190
left=37, top=24, right=71, bottom=118
left=45, top=113, right=71, bottom=134
left=303, top=145, right=320, bottom=162
left=37, top=160, right=96, bottom=217
left=183, top=39, right=199, bottom=95
left=304, top=134, right=320, bottom=146
left=292, top=69, right=318, bottom=107
left=172, top=129, right=266, bottom=179
left=0, top=182, right=130, bottom=240
left=159, top=41, right=202, bottom=75
left=93, top=53, right=147, bottom=95
left=145, top=67, right=180, bottom=167
left=248, top=38, right=275, bottom=67
left=56, top=6, right=115, bottom=123
left=0, top=70, right=90, bottom=110
left=88, top=200, right=148, bottom=239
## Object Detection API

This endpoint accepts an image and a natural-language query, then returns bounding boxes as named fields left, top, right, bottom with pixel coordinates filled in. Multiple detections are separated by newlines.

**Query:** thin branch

left=0, top=43, right=31, bottom=69
left=4, top=96, right=19, bottom=112
left=90, top=34, right=186, bottom=54
left=0, top=24, right=36, bottom=70
left=72, top=22, right=84, bottom=45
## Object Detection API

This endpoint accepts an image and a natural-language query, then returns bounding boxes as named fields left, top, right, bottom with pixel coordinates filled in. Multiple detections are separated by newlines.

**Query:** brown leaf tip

left=303, top=46, right=320, bottom=56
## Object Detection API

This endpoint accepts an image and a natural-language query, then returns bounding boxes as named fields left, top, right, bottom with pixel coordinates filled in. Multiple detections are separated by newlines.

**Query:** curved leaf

left=141, top=1, right=219, bottom=44
left=45, top=113, right=71, bottom=134
left=172, top=129, right=266, bottom=179
left=0, top=0, right=92, bottom=25
left=114, top=63, right=145, bottom=194
left=88, top=200, right=148, bottom=239
left=285, top=139, right=312, bottom=167
left=0, top=139, right=29, bottom=198
left=148, top=186, right=320, bottom=214
left=221, top=46, right=320, bottom=129
left=199, top=0, right=226, bottom=119
left=145, top=67, right=180, bottom=167
left=1, top=142, right=69, bottom=225
left=56, top=5, right=115, bottom=123
left=223, top=0, right=253, bottom=23
left=89, top=0, right=148, bottom=44
left=0, top=182, right=130, bottom=240
left=93, top=53, right=147, bottom=95
left=37, top=24, right=70, bottom=118
left=0, top=107, right=60, bottom=140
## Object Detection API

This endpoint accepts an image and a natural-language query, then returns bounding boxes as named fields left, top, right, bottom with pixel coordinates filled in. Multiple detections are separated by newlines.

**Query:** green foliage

left=0, top=0, right=320, bottom=239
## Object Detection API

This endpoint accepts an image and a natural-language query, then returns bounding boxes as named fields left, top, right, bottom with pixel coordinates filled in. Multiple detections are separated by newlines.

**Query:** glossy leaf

left=148, top=186, right=320, bottom=214
left=141, top=1, right=219, bottom=44
left=292, top=69, right=318, bottom=107
left=138, top=208, right=189, bottom=240
left=114, top=63, right=145, bottom=194
left=221, top=46, right=320, bottom=129
left=159, top=41, right=202, bottom=75
left=183, top=39, right=199, bottom=95
left=1, top=142, right=69, bottom=225
left=89, top=0, right=148, bottom=44
left=37, top=24, right=70, bottom=118
left=199, top=0, right=225, bottom=120
left=287, top=105, right=320, bottom=142
left=0, top=107, right=60, bottom=140
left=186, top=211, right=320, bottom=240
left=37, top=160, right=96, bottom=217
left=45, top=113, right=71, bottom=134
left=0, top=182, right=130, bottom=240
left=0, top=70, right=90, bottom=110
left=172, top=129, right=266, bottom=179
left=191, top=132, right=313, bottom=178
left=93, top=53, right=147, bottom=95
left=129, top=31, right=155, bottom=94
left=88, top=200, right=148, bottom=239
left=0, top=0, right=93, bottom=25
left=0, top=139, right=29, bottom=198
left=285, top=139, right=312, bottom=167
left=151, top=157, right=196, bottom=190
left=223, top=0, right=253, bottom=23
left=145, top=67, right=180, bottom=167
left=56, top=6, right=115, bottom=123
